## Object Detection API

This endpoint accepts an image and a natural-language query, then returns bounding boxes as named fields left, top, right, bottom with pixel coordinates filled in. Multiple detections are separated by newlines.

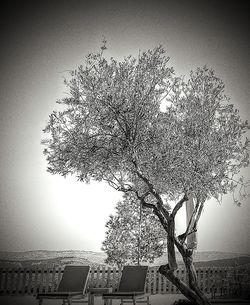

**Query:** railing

left=0, top=266, right=249, bottom=297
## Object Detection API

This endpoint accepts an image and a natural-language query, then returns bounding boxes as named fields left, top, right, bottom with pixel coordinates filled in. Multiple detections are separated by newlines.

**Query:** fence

left=0, top=266, right=249, bottom=297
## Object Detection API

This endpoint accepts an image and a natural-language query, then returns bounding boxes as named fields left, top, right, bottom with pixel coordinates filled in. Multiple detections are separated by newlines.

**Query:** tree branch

left=171, top=193, right=188, bottom=219
left=178, top=197, right=200, bottom=243
left=132, top=160, right=170, bottom=220
left=192, top=200, right=204, bottom=231
left=134, top=190, right=168, bottom=231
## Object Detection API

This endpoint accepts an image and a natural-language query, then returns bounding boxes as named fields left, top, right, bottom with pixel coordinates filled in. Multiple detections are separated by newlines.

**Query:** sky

left=0, top=1, right=249, bottom=254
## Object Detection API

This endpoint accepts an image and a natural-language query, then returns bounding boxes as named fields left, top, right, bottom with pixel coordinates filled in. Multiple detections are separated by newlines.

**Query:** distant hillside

left=194, top=256, right=250, bottom=268
left=153, top=251, right=250, bottom=266
left=0, top=250, right=106, bottom=268
left=0, top=250, right=106, bottom=262
left=0, top=250, right=249, bottom=269
left=0, top=256, right=97, bottom=269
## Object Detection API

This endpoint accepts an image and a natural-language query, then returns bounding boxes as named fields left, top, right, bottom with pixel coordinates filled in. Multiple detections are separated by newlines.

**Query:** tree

left=42, top=42, right=250, bottom=305
left=102, top=193, right=167, bottom=267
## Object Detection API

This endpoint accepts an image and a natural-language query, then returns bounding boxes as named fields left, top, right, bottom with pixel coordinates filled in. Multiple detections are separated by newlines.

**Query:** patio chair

left=36, top=265, right=90, bottom=305
left=103, top=265, right=150, bottom=305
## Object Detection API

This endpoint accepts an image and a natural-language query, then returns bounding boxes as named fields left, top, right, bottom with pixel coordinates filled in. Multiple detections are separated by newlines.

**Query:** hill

left=194, top=256, right=250, bottom=268
left=153, top=251, right=250, bottom=266
left=0, top=250, right=106, bottom=268
left=0, top=250, right=249, bottom=269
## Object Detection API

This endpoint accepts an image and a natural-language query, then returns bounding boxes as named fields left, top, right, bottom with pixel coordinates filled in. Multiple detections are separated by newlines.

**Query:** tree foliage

left=102, top=193, right=167, bottom=267
left=42, top=43, right=249, bottom=204
left=42, top=42, right=249, bottom=305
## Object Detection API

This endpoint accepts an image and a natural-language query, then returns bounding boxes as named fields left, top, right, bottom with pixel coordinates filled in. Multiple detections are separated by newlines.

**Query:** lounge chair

left=103, top=265, right=150, bottom=305
left=36, top=265, right=90, bottom=305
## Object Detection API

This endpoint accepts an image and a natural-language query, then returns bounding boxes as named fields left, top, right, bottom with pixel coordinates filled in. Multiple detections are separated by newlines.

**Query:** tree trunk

left=137, top=189, right=211, bottom=304
left=161, top=222, right=211, bottom=305
left=182, top=250, right=211, bottom=305
left=167, top=218, right=178, bottom=270
left=159, top=253, right=211, bottom=305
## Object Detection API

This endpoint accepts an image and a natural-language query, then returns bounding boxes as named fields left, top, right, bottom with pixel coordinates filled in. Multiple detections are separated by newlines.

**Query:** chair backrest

left=58, top=265, right=90, bottom=292
left=118, top=266, right=148, bottom=292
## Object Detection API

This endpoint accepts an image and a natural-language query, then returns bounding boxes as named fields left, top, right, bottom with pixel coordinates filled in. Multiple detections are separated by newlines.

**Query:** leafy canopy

left=102, top=193, right=167, bottom=266
left=42, top=42, right=249, bottom=204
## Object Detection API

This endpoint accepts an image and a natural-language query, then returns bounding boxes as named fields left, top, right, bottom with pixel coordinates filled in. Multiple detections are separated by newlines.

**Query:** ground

left=0, top=295, right=180, bottom=305
left=0, top=295, right=249, bottom=305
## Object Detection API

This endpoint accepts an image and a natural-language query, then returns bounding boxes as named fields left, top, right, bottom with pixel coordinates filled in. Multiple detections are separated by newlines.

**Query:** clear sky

left=0, top=1, right=249, bottom=253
